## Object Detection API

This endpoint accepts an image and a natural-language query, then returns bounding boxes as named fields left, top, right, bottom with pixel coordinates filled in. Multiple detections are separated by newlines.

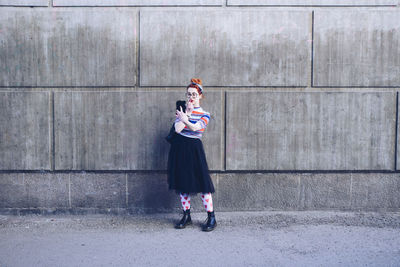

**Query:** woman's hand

left=176, top=106, right=189, bottom=123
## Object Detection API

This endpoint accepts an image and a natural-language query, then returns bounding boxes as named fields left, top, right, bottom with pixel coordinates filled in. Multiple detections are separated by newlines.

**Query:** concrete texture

left=70, top=173, right=126, bottom=209
left=1, top=172, right=399, bottom=213
left=216, top=173, right=300, bottom=211
left=299, top=173, right=352, bottom=209
left=226, top=91, right=395, bottom=170
left=54, top=91, right=223, bottom=170
left=216, top=173, right=400, bottom=211
left=0, top=8, right=137, bottom=87
left=228, top=0, right=398, bottom=5
left=313, top=11, right=400, bottom=87
left=0, top=92, right=50, bottom=170
left=0, top=173, right=69, bottom=208
left=0, top=0, right=47, bottom=5
left=1, top=211, right=400, bottom=267
left=53, top=0, right=222, bottom=6
left=140, top=10, right=311, bottom=86
left=351, top=173, right=400, bottom=210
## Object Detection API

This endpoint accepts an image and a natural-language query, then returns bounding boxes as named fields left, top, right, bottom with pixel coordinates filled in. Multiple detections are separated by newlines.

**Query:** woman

left=167, top=78, right=217, bottom=232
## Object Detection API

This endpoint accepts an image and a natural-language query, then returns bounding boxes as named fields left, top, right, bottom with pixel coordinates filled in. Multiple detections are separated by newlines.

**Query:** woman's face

left=187, top=87, right=202, bottom=106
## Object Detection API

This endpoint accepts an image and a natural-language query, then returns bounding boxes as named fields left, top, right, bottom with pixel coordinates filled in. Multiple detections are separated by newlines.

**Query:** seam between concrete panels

left=68, top=173, right=71, bottom=208
left=310, top=10, right=314, bottom=87
left=297, top=175, right=301, bottom=209
left=395, top=92, right=398, bottom=171
left=3, top=86, right=400, bottom=89
left=1, top=170, right=399, bottom=174
left=223, top=91, right=227, bottom=171
left=1, top=88, right=399, bottom=94
left=225, top=3, right=397, bottom=7
left=1, top=3, right=395, bottom=7
left=349, top=173, right=353, bottom=208
left=211, top=170, right=398, bottom=174
left=137, top=8, right=141, bottom=88
left=230, top=5, right=396, bottom=8
left=48, top=91, right=52, bottom=170
left=311, top=86, right=400, bottom=88
left=51, top=91, right=55, bottom=171
left=125, top=173, right=128, bottom=207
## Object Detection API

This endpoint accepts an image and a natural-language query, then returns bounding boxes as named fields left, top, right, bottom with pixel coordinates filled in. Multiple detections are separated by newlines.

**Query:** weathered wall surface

left=0, top=9, right=137, bottom=86
left=54, top=91, right=223, bottom=170
left=0, top=1, right=399, bottom=214
left=313, top=11, right=400, bottom=87
left=0, top=92, right=51, bottom=170
left=226, top=91, right=395, bottom=170
left=140, top=10, right=311, bottom=86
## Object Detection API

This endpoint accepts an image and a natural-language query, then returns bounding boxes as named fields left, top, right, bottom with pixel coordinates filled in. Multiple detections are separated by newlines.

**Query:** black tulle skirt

left=167, top=133, right=215, bottom=196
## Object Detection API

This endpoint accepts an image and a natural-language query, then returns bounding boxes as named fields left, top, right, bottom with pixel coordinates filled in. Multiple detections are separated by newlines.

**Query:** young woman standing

left=167, top=78, right=217, bottom=232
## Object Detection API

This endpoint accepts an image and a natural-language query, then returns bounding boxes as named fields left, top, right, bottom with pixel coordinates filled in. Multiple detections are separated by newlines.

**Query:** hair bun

left=191, top=78, right=202, bottom=85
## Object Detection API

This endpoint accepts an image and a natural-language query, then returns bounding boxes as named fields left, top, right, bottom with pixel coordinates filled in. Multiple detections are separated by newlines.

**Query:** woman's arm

left=176, top=107, right=202, bottom=132
left=181, top=120, right=202, bottom=131
left=174, top=120, right=185, bottom=133
left=175, top=101, right=201, bottom=133
left=175, top=115, right=203, bottom=132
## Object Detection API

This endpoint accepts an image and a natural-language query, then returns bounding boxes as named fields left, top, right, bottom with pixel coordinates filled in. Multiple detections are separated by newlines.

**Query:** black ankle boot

left=202, top=211, right=217, bottom=232
left=175, top=209, right=192, bottom=229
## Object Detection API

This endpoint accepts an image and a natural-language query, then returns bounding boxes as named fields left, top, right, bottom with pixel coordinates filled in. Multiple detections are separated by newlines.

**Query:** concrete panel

left=127, top=173, right=218, bottom=213
left=0, top=8, right=137, bottom=87
left=351, top=173, right=400, bottom=210
left=226, top=91, right=395, bottom=170
left=55, top=91, right=223, bottom=170
left=140, top=10, right=311, bottom=87
left=397, top=93, right=400, bottom=170
left=54, top=0, right=222, bottom=6
left=0, top=173, right=69, bottom=208
left=0, top=0, right=48, bottom=5
left=216, top=173, right=300, bottom=211
left=299, top=173, right=351, bottom=209
left=228, top=0, right=396, bottom=6
left=70, top=173, right=126, bottom=208
left=1, top=172, right=399, bottom=212
left=314, top=11, right=400, bottom=87
left=0, top=92, right=50, bottom=170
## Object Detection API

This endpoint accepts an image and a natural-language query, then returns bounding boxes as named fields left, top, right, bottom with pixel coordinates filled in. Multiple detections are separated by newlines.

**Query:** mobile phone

left=176, top=100, right=186, bottom=113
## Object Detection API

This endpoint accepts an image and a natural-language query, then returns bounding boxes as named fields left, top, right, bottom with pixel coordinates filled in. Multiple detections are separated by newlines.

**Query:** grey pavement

left=1, top=211, right=400, bottom=267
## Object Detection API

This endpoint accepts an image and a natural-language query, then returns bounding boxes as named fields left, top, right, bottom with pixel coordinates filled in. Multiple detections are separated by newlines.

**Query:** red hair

left=186, top=78, right=203, bottom=95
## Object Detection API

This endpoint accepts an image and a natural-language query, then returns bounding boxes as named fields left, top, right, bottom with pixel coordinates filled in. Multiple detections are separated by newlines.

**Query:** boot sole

left=201, top=222, right=217, bottom=232
left=174, top=221, right=192, bottom=229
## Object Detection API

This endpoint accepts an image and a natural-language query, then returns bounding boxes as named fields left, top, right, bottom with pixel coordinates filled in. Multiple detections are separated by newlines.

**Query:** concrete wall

left=226, top=91, right=395, bottom=170
left=1, top=1, right=400, bottom=214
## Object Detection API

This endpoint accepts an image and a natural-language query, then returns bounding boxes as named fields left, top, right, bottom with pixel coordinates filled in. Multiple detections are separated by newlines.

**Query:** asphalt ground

left=1, top=211, right=400, bottom=267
